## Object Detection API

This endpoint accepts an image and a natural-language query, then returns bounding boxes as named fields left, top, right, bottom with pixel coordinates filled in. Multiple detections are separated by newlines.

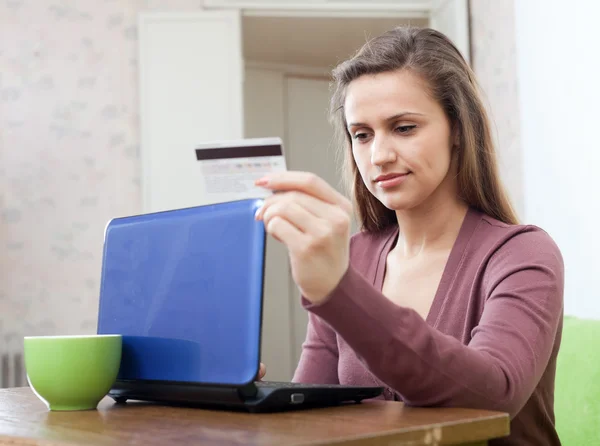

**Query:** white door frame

left=203, top=1, right=432, bottom=18
left=202, top=0, right=470, bottom=62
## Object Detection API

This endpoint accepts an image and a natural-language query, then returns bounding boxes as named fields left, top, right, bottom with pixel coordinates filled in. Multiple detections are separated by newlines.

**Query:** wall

left=0, top=1, right=210, bottom=346
left=469, top=0, right=524, bottom=219
left=514, top=1, right=600, bottom=319
left=469, top=0, right=598, bottom=318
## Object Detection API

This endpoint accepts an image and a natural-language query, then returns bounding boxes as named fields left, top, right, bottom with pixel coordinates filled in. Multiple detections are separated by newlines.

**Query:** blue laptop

left=97, top=198, right=382, bottom=412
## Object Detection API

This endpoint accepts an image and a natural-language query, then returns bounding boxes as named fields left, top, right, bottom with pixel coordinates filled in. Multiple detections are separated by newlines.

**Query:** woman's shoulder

left=473, top=210, right=564, bottom=281
left=477, top=211, right=561, bottom=254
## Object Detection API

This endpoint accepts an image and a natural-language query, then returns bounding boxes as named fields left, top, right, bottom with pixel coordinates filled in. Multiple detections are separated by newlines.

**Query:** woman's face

left=345, top=69, right=457, bottom=212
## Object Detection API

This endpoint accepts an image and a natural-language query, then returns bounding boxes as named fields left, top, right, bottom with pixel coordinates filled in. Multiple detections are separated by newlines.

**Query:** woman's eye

left=353, top=132, right=369, bottom=141
left=395, top=125, right=417, bottom=134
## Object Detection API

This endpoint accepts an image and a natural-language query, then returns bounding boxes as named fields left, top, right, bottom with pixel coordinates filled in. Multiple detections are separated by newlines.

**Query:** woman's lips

left=374, top=173, right=410, bottom=189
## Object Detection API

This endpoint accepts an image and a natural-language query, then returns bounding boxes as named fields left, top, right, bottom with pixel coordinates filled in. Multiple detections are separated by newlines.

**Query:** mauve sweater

left=292, top=207, right=564, bottom=446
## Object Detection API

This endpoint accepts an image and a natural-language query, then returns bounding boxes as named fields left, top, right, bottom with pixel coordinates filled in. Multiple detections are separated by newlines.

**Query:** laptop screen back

left=97, top=198, right=265, bottom=386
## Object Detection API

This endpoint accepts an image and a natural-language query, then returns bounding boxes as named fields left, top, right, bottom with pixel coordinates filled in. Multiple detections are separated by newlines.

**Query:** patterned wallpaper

left=0, top=1, right=521, bottom=349
left=0, top=0, right=207, bottom=350
left=469, top=0, right=523, bottom=219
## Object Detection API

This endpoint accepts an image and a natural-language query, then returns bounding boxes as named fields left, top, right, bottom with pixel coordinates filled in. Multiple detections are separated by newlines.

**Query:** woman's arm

left=292, top=312, right=340, bottom=384
left=254, top=171, right=563, bottom=418
left=303, top=228, right=564, bottom=418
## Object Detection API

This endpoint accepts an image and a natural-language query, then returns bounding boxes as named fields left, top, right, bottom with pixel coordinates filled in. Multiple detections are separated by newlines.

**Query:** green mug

left=24, top=334, right=122, bottom=411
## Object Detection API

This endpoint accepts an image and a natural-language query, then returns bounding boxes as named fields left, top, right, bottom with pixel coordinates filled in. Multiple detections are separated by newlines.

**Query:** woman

left=254, top=26, right=563, bottom=446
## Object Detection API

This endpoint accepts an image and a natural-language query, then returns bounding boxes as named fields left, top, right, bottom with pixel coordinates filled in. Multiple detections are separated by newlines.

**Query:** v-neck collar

left=373, top=207, right=482, bottom=327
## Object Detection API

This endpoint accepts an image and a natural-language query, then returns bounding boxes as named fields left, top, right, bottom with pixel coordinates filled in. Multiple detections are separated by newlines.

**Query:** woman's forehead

left=344, top=71, right=439, bottom=124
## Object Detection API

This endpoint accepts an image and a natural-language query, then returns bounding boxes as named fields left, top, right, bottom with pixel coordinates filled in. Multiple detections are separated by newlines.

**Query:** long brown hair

left=330, top=26, right=518, bottom=232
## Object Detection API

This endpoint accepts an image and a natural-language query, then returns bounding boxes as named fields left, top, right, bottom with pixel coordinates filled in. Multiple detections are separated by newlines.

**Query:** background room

left=1, top=0, right=598, bottom=390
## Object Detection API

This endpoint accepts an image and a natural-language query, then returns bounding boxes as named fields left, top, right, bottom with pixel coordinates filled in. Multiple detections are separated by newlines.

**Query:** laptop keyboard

left=256, top=381, right=342, bottom=389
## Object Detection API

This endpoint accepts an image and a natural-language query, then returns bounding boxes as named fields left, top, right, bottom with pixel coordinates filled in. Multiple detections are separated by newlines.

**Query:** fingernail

left=254, top=207, right=262, bottom=220
left=255, top=177, right=268, bottom=186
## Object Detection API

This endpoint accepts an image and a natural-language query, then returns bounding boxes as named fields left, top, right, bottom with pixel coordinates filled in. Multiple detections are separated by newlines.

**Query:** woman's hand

left=255, top=171, right=353, bottom=305
left=256, top=363, right=266, bottom=381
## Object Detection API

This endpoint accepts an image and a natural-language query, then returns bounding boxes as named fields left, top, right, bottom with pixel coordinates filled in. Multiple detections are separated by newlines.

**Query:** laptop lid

left=97, top=198, right=265, bottom=387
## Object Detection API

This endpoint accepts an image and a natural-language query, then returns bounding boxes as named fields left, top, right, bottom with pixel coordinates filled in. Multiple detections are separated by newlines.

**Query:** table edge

left=305, top=412, right=510, bottom=446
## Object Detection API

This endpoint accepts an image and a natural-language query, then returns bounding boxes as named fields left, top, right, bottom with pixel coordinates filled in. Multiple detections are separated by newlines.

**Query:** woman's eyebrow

left=348, top=111, right=425, bottom=128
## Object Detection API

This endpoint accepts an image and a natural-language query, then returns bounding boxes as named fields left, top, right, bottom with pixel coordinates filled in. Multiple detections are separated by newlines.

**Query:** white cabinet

left=138, top=10, right=244, bottom=213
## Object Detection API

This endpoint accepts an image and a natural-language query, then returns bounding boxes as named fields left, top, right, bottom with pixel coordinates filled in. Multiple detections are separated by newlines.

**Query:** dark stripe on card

left=195, top=144, right=282, bottom=161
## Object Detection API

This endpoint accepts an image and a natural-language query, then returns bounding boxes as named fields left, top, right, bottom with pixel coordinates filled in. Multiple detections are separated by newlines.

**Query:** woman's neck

left=393, top=193, right=468, bottom=259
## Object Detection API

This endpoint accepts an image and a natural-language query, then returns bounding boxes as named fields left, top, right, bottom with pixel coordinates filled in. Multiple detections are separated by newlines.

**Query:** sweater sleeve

left=292, top=312, right=340, bottom=384
left=301, top=228, right=564, bottom=418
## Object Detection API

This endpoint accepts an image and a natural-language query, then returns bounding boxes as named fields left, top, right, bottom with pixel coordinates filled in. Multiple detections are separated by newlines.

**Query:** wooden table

left=0, top=388, right=509, bottom=445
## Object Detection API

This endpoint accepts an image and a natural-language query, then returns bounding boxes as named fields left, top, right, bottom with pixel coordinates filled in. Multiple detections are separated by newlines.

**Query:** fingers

left=257, top=192, right=350, bottom=245
left=256, top=191, right=334, bottom=221
left=261, top=198, right=325, bottom=235
left=256, top=171, right=352, bottom=215
left=257, top=363, right=266, bottom=381
left=265, top=215, right=307, bottom=251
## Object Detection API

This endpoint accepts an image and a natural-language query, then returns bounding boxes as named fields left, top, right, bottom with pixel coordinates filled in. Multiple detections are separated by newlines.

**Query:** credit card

left=195, top=137, right=287, bottom=202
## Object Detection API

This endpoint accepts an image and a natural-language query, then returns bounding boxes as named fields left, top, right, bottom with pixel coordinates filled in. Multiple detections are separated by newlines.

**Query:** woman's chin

left=376, top=193, right=416, bottom=212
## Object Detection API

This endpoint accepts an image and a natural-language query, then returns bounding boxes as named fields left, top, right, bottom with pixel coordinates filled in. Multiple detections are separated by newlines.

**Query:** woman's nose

left=371, top=136, right=397, bottom=166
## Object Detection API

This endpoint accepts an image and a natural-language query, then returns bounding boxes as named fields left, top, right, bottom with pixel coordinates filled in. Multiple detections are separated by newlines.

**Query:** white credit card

left=195, top=137, right=287, bottom=202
